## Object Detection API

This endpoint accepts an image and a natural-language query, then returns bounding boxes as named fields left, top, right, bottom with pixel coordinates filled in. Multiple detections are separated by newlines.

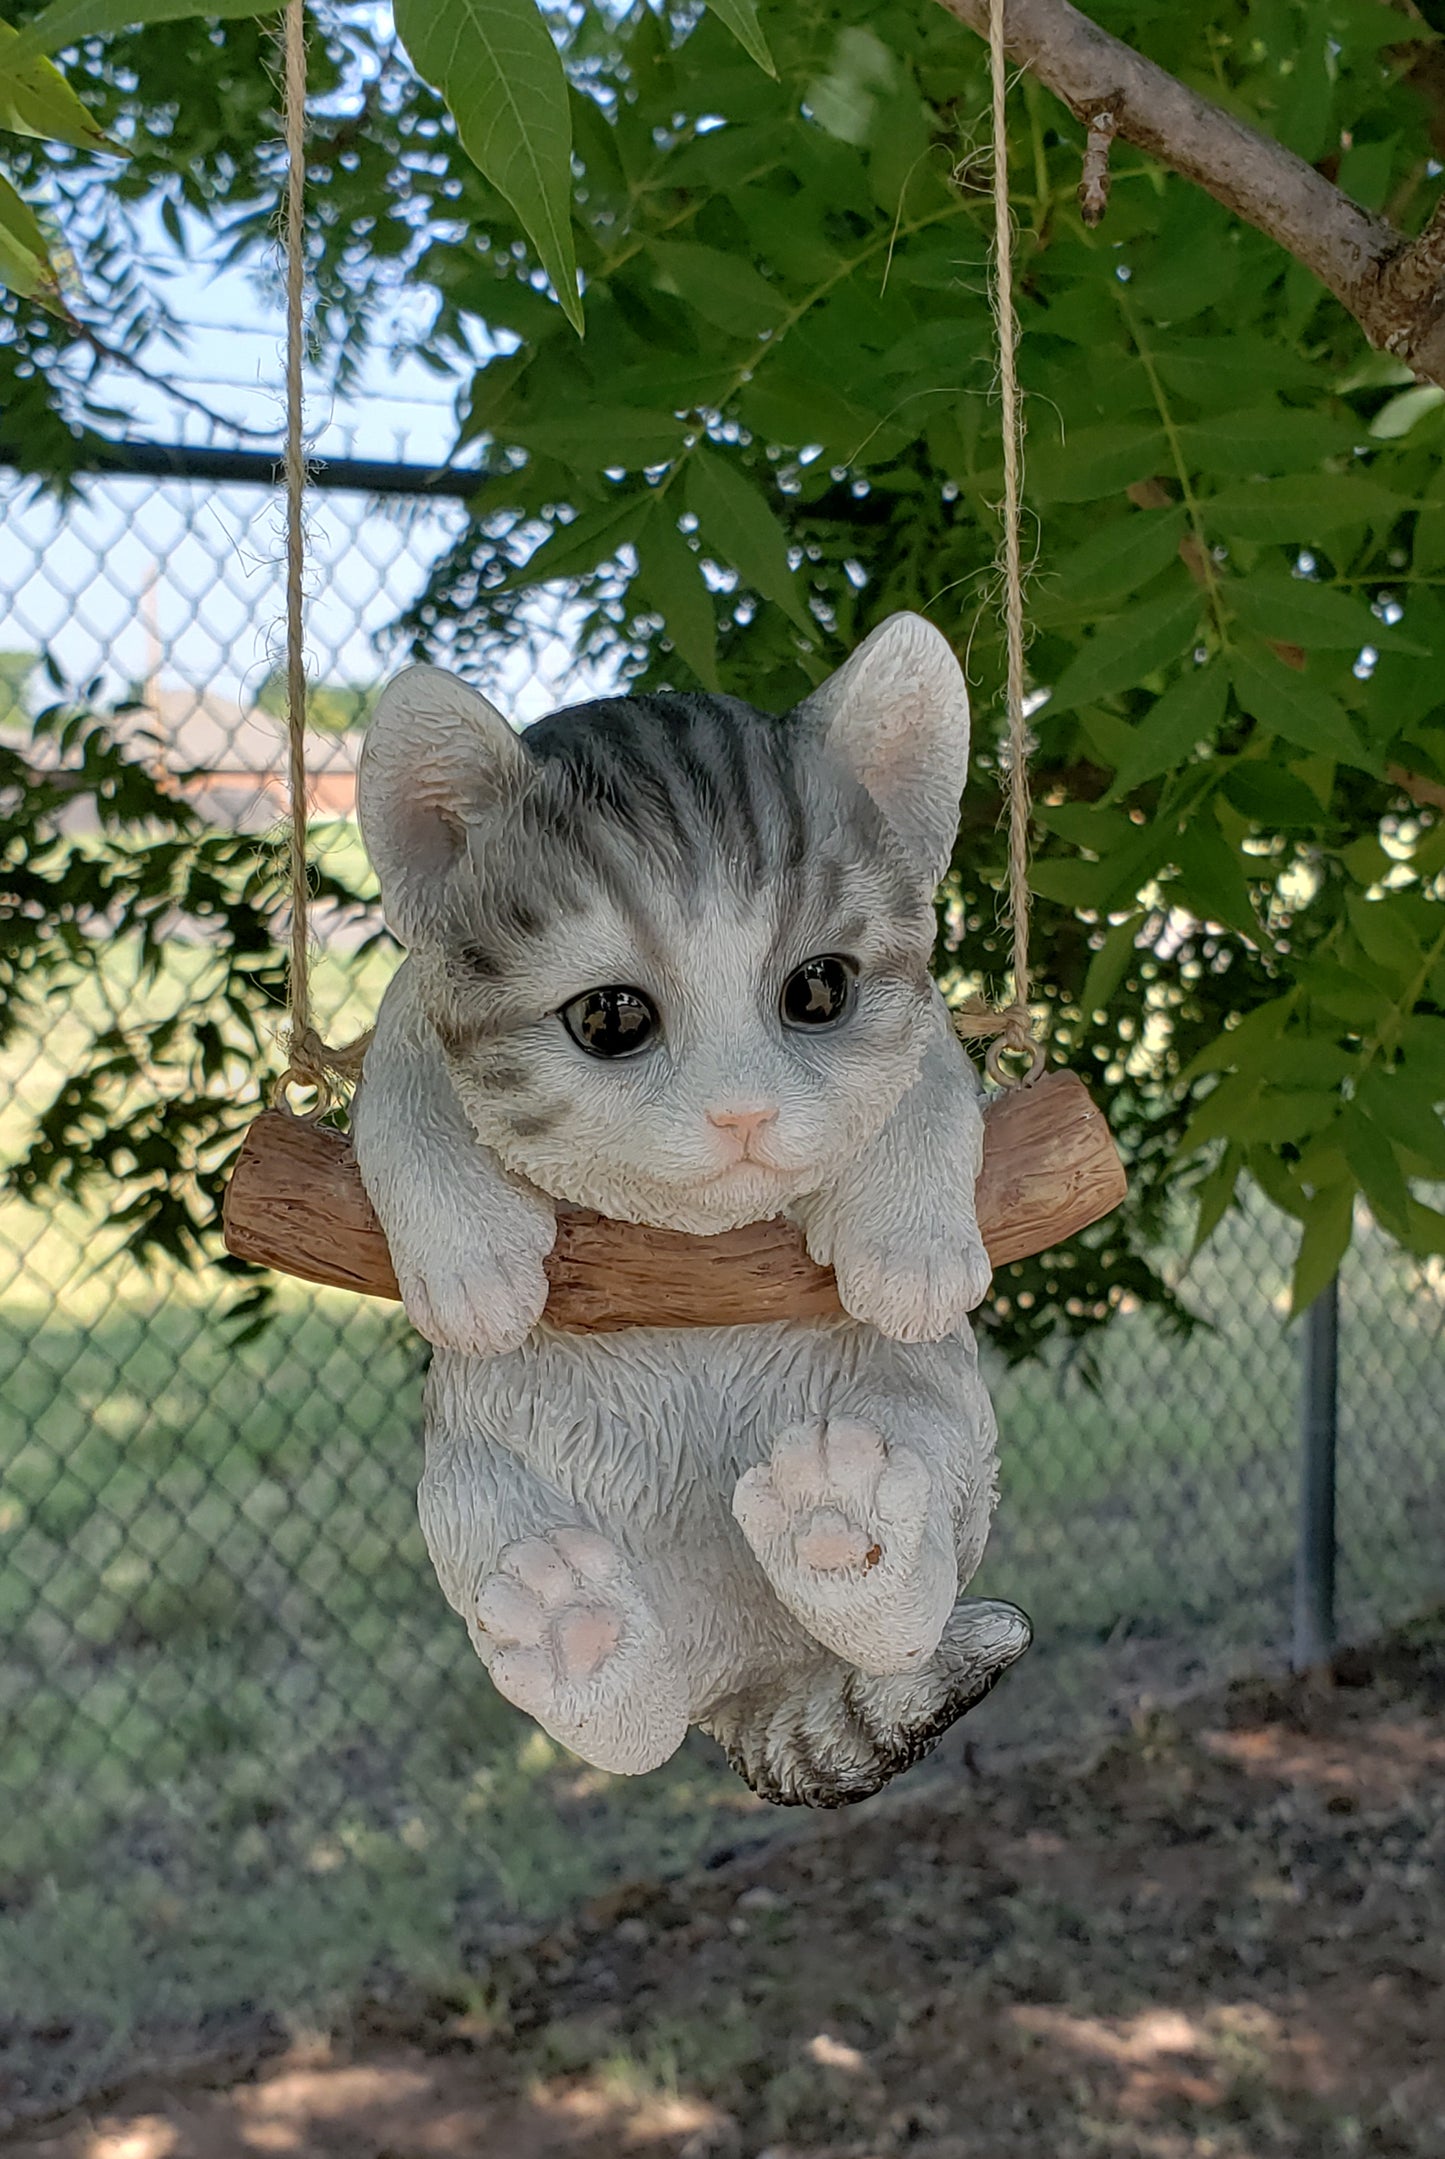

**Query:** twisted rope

left=952, top=0, right=1043, bottom=1088
left=272, top=0, right=371, bottom=1113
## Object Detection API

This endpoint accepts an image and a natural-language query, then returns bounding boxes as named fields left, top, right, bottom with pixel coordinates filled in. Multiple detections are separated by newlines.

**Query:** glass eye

left=561, top=986, right=659, bottom=1059
left=781, top=955, right=855, bottom=1030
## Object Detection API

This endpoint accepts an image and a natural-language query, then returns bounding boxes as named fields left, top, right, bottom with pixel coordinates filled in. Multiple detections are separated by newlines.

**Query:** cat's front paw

left=473, top=1529, right=687, bottom=1774
left=733, top=1419, right=956, bottom=1674
left=393, top=1198, right=555, bottom=1356
left=397, top=1245, right=550, bottom=1357
left=815, top=1212, right=991, bottom=1342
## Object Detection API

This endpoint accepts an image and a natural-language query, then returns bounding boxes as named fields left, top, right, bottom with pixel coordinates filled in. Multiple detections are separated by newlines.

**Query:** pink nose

left=706, top=1106, right=779, bottom=1153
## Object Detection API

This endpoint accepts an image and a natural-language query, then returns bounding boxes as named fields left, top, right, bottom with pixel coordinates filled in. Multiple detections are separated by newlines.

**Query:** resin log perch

left=222, top=1069, right=1127, bottom=1331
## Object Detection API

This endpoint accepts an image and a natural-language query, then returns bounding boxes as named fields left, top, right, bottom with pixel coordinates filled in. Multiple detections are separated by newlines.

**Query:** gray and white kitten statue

left=352, top=612, right=1030, bottom=1807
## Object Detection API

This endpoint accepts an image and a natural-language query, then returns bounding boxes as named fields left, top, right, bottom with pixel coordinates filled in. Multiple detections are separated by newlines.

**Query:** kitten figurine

left=352, top=612, right=1030, bottom=1807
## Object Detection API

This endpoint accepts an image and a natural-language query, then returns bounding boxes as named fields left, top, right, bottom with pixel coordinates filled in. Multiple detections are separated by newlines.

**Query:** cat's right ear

left=358, top=665, right=528, bottom=946
left=794, top=613, right=970, bottom=888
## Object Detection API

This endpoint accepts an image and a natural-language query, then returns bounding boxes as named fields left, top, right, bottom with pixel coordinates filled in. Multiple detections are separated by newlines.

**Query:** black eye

left=781, top=955, right=855, bottom=1030
left=561, top=986, right=659, bottom=1059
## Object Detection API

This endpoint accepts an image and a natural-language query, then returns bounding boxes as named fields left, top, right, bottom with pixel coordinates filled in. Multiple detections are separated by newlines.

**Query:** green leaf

left=1246, top=1145, right=1310, bottom=1223
left=613, top=358, right=740, bottom=410
left=1106, top=661, right=1228, bottom=797
left=1189, top=1144, right=1242, bottom=1254
left=1046, top=586, right=1201, bottom=715
left=1203, top=473, right=1403, bottom=543
left=1154, top=335, right=1317, bottom=405
left=738, top=372, right=878, bottom=459
left=395, top=0, right=581, bottom=335
left=1177, top=1071, right=1263, bottom=1157
left=1176, top=403, right=1358, bottom=475
left=1220, top=760, right=1327, bottom=827
left=1403, top=1013, right=1445, bottom=1064
left=1176, top=992, right=1295, bottom=1084
left=1230, top=645, right=1371, bottom=767
left=633, top=508, right=719, bottom=689
left=1290, top=1181, right=1354, bottom=1316
left=1339, top=833, right=1392, bottom=886
left=1341, top=1106, right=1411, bottom=1233
left=1256, top=1037, right=1359, bottom=1089
left=5, top=0, right=274, bottom=65
left=1401, top=1195, right=1445, bottom=1258
left=1171, top=818, right=1261, bottom=943
left=1079, top=913, right=1142, bottom=1018
left=1356, top=1070, right=1445, bottom=1174
left=687, top=448, right=811, bottom=631
left=0, top=21, right=123, bottom=150
left=1345, top=893, right=1421, bottom=982
left=1035, top=508, right=1186, bottom=619
left=1027, top=421, right=1168, bottom=504
left=1233, top=1088, right=1339, bottom=1144
left=648, top=240, right=788, bottom=337
left=1026, top=856, right=1128, bottom=911
left=1226, top=574, right=1383, bottom=650
left=1031, top=801, right=1131, bottom=851
left=1302, top=959, right=1383, bottom=1028
left=506, top=405, right=688, bottom=467
left=698, top=0, right=775, bottom=75
left=493, top=492, right=648, bottom=592
left=1029, top=814, right=1169, bottom=913
left=0, top=170, right=64, bottom=309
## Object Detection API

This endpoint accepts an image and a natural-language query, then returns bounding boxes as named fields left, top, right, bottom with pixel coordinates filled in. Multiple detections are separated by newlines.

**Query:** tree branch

left=934, top=0, right=1445, bottom=388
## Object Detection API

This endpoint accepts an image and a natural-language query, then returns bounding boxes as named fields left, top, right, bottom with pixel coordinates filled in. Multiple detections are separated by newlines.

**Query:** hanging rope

left=272, top=0, right=371, bottom=1113
left=952, top=0, right=1044, bottom=1088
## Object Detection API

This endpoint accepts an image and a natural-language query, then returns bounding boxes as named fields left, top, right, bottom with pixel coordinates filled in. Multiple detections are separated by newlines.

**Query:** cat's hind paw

left=733, top=1419, right=956, bottom=1675
left=473, top=1529, right=687, bottom=1774
left=706, top=1596, right=1033, bottom=1808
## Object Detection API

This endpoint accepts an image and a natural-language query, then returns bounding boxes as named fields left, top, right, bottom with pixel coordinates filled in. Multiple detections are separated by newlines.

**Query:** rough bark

left=936, top=0, right=1445, bottom=388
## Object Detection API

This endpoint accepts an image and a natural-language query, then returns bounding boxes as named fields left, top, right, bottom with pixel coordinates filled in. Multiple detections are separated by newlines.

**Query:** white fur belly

left=422, top=1319, right=997, bottom=1710
left=430, top=1319, right=985, bottom=1507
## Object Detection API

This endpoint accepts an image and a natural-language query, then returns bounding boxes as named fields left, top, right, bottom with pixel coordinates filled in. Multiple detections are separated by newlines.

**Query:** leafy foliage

left=1, top=687, right=379, bottom=1325
left=252, top=667, right=379, bottom=733
left=4, top=0, right=1445, bottom=1345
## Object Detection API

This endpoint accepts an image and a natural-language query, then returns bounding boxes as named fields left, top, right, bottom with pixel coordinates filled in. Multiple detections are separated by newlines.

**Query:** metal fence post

left=1293, top=1274, right=1339, bottom=1673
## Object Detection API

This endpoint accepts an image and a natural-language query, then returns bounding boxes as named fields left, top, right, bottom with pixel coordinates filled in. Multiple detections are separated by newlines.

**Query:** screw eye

left=561, top=986, right=659, bottom=1058
left=781, top=955, right=855, bottom=1030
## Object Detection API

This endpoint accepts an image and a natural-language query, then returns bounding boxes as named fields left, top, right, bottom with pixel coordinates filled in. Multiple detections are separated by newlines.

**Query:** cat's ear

left=796, top=613, right=970, bottom=885
left=359, top=665, right=527, bottom=945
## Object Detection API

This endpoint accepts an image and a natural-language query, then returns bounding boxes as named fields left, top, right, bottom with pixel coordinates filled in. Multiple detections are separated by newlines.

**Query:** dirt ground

left=8, top=1619, right=1444, bottom=2159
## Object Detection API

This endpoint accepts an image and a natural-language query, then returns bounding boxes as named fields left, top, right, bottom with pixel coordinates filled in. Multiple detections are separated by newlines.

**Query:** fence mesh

left=2, top=461, right=1442, bottom=2117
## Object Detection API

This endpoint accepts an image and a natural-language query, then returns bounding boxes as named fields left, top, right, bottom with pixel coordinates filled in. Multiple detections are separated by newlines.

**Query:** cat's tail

left=700, top=1597, right=1032, bottom=1809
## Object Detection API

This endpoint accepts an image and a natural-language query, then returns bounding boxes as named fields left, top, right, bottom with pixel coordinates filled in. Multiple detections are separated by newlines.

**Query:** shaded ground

left=7, top=1615, right=1443, bottom=2159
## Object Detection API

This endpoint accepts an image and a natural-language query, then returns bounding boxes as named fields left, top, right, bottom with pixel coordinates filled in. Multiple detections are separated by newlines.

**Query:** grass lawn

left=2, top=946, right=1441, bottom=2110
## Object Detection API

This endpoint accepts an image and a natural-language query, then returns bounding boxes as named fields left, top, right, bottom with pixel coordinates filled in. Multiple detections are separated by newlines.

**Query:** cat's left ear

left=796, top=613, right=969, bottom=886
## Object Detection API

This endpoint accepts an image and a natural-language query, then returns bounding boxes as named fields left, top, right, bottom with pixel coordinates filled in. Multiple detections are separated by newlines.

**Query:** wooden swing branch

left=222, top=1068, right=1127, bottom=1332
left=936, top=0, right=1445, bottom=390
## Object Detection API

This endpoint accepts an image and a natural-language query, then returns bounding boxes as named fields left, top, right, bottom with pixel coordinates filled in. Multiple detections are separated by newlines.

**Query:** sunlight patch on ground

left=38, top=2044, right=729, bottom=2159
left=1199, top=1715, right=1445, bottom=1801
left=1010, top=2001, right=1242, bottom=2112
left=83, top=2126, right=178, bottom=2159
left=533, top=2074, right=724, bottom=2141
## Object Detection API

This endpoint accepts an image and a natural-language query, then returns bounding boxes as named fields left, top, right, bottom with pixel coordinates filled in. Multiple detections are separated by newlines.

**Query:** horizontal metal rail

left=0, top=436, right=484, bottom=499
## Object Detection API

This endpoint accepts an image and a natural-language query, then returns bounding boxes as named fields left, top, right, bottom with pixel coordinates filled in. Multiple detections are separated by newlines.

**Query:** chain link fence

left=2, top=453, right=1442, bottom=2117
